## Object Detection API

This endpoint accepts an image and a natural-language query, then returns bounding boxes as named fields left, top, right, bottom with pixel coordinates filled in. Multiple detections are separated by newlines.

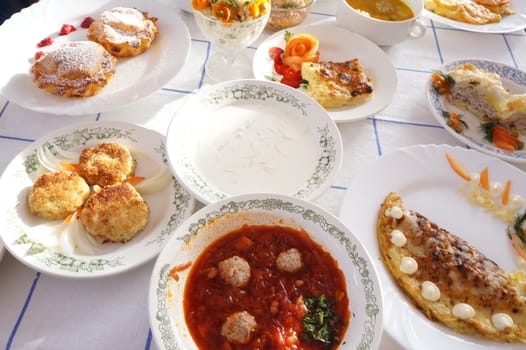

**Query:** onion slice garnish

left=134, top=166, right=171, bottom=194
left=36, top=145, right=79, bottom=172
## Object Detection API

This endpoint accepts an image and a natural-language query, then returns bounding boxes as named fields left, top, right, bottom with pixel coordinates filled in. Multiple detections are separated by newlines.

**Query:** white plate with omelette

left=0, top=121, right=195, bottom=278
left=0, top=0, right=191, bottom=115
left=252, top=22, right=397, bottom=123
left=423, top=1, right=526, bottom=34
left=339, top=144, right=526, bottom=349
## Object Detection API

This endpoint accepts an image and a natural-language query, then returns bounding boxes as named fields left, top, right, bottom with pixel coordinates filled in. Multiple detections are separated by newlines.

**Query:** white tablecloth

left=0, top=0, right=525, bottom=349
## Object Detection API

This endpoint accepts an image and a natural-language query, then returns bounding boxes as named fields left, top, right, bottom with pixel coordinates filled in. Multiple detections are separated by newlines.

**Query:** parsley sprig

left=302, top=295, right=341, bottom=348
left=508, top=211, right=526, bottom=244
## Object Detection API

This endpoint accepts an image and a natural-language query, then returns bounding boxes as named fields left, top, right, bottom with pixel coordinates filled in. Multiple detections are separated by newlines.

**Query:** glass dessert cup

left=193, top=8, right=270, bottom=82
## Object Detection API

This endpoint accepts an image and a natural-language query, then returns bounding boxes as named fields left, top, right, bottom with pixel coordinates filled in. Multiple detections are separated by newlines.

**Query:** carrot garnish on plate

left=479, top=167, right=490, bottom=191
left=126, top=176, right=145, bottom=186
left=60, top=162, right=80, bottom=173
left=282, top=33, right=320, bottom=71
left=445, top=152, right=471, bottom=182
left=502, top=179, right=512, bottom=205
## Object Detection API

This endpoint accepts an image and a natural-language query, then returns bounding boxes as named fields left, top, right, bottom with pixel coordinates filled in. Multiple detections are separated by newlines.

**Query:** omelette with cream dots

left=376, top=192, right=526, bottom=342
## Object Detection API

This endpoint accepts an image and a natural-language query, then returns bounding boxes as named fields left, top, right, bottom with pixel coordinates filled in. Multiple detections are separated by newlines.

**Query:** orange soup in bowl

left=346, top=0, right=414, bottom=21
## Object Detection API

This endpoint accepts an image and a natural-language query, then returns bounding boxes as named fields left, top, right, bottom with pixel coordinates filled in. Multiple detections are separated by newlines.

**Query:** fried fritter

left=27, top=170, right=90, bottom=220
left=78, top=143, right=136, bottom=187
left=80, top=182, right=149, bottom=242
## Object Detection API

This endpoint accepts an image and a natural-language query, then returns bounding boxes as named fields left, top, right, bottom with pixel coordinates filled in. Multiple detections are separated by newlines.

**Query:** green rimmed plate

left=166, top=79, right=343, bottom=204
left=0, top=121, right=195, bottom=278
left=148, top=193, right=383, bottom=349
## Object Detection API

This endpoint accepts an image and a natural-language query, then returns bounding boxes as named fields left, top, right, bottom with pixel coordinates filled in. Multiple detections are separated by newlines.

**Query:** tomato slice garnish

left=268, top=47, right=283, bottom=61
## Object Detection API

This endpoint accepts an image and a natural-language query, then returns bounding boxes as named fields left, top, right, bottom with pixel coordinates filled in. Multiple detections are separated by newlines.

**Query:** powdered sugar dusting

left=91, top=7, right=156, bottom=45
left=102, top=7, right=146, bottom=29
left=33, top=41, right=116, bottom=94
left=50, top=41, right=104, bottom=76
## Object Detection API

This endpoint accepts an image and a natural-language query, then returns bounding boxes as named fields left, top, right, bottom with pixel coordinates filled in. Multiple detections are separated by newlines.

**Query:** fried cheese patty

left=80, top=182, right=149, bottom=242
left=78, top=143, right=136, bottom=187
left=27, top=170, right=90, bottom=220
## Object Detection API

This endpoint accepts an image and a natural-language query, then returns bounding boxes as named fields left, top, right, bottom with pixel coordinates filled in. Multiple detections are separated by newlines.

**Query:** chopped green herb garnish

left=508, top=211, right=526, bottom=244
left=480, top=120, right=497, bottom=142
left=283, top=30, right=293, bottom=42
left=432, top=70, right=455, bottom=87
left=302, top=295, right=341, bottom=348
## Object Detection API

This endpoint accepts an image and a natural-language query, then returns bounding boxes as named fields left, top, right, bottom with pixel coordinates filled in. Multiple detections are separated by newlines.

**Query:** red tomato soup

left=183, top=225, right=350, bottom=349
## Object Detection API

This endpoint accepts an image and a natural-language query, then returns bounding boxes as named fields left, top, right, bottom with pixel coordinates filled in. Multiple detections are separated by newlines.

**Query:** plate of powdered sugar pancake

left=0, top=0, right=190, bottom=115
left=0, top=121, right=195, bottom=278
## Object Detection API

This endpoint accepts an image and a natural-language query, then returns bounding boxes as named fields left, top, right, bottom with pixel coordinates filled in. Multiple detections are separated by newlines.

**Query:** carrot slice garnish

left=63, top=208, right=81, bottom=224
left=248, top=2, right=260, bottom=18
left=431, top=72, right=445, bottom=83
left=492, top=124, right=520, bottom=152
left=494, top=140, right=516, bottom=153
left=479, top=167, right=490, bottom=191
left=212, top=2, right=232, bottom=22
left=501, top=179, right=512, bottom=205
left=60, top=162, right=80, bottom=173
left=282, top=33, right=320, bottom=71
left=126, top=176, right=145, bottom=186
left=445, top=152, right=471, bottom=181
left=192, top=0, right=209, bottom=10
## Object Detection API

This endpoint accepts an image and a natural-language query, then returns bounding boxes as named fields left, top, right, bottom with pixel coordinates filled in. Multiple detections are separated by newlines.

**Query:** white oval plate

left=426, top=59, right=526, bottom=163
left=423, top=1, right=526, bottom=34
left=252, top=22, right=397, bottom=123
left=166, top=79, right=343, bottom=204
left=0, top=0, right=191, bottom=116
left=340, top=144, right=526, bottom=350
left=149, top=193, right=383, bottom=350
left=0, top=121, right=195, bottom=278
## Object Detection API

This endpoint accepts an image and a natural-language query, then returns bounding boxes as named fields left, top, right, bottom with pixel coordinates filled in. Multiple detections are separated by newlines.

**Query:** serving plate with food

left=0, top=121, right=195, bottom=278
left=166, top=79, right=343, bottom=205
left=426, top=59, right=526, bottom=163
left=423, top=0, right=526, bottom=33
left=149, top=192, right=383, bottom=350
left=252, top=22, right=397, bottom=123
left=340, top=144, right=526, bottom=349
left=0, top=0, right=190, bottom=115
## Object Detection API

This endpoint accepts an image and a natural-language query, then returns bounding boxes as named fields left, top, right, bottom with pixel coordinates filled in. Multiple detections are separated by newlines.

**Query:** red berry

left=34, top=51, right=45, bottom=60
left=59, top=23, right=76, bottom=35
left=37, top=37, right=53, bottom=47
left=80, top=16, right=94, bottom=29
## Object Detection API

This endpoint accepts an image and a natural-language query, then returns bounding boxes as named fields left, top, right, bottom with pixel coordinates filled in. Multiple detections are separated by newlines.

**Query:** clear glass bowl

left=193, top=9, right=270, bottom=51
left=266, top=0, right=316, bottom=32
